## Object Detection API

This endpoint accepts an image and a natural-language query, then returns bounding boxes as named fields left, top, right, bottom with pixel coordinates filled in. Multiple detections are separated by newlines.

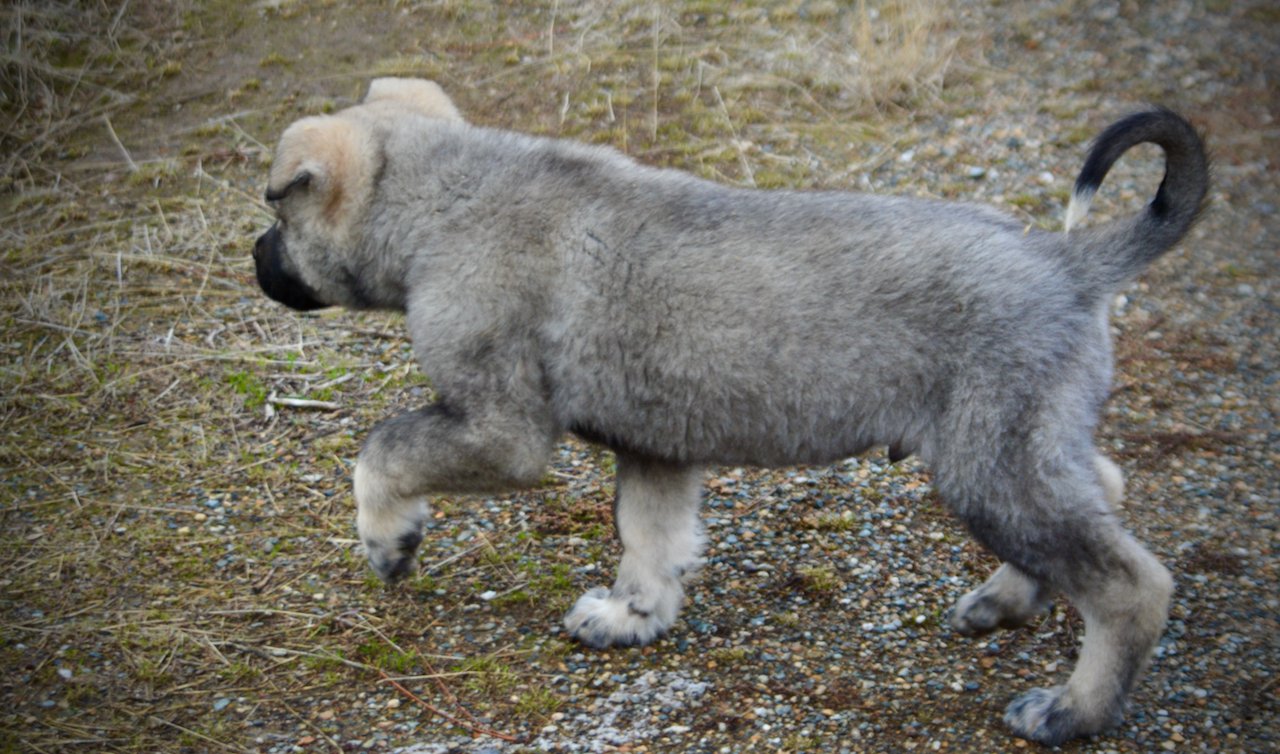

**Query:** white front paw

left=354, top=460, right=429, bottom=583
left=564, top=585, right=681, bottom=648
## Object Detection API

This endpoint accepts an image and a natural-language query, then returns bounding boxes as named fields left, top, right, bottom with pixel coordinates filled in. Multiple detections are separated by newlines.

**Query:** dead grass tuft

left=445, top=0, right=972, bottom=186
left=0, top=1, right=184, bottom=186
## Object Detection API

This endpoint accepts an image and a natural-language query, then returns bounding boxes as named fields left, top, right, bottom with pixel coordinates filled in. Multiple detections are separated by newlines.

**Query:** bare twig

left=147, top=716, right=249, bottom=753
left=423, top=539, right=490, bottom=575
left=713, top=85, right=755, bottom=187
left=102, top=115, right=138, bottom=173
left=650, top=5, right=660, bottom=143
left=266, top=394, right=341, bottom=411
left=379, top=670, right=522, bottom=743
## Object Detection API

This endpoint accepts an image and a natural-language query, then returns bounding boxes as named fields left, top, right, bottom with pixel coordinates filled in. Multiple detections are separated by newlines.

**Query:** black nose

left=252, top=225, right=328, bottom=312
left=254, top=226, right=276, bottom=262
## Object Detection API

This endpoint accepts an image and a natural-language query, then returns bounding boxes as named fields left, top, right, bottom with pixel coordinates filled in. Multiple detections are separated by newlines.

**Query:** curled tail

left=1064, top=108, right=1209, bottom=288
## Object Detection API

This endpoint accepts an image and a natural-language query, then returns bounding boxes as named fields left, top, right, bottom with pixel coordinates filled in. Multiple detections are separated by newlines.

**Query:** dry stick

left=418, top=643, right=546, bottom=727
left=269, top=689, right=343, bottom=754
left=266, top=394, right=341, bottom=411
left=108, top=0, right=131, bottom=40
left=422, top=539, right=490, bottom=575
left=148, top=716, right=249, bottom=753
left=102, top=115, right=137, bottom=173
left=378, top=670, right=522, bottom=743
left=192, top=202, right=216, bottom=303
left=547, top=0, right=558, bottom=57
left=419, top=656, right=485, bottom=729
left=229, top=642, right=375, bottom=673
left=713, top=85, right=755, bottom=187
left=224, top=116, right=270, bottom=154
left=358, top=619, right=410, bottom=658
left=650, top=5, right=660, bottom=143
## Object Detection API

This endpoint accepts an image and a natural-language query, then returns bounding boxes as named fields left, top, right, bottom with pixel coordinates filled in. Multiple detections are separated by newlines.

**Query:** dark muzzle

left=253, top=225, right=329, bottom=311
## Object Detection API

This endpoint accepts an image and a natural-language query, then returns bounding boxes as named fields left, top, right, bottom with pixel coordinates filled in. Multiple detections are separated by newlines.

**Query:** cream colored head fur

left=363, top=77, right=463, bottom=121
left=266, top=79, right=462, bottom=241
left=267, top=116, right=376, bottom=240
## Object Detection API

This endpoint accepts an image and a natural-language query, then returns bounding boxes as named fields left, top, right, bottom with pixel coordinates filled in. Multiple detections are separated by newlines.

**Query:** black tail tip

left=1075, top=108, right=1193, bottom=195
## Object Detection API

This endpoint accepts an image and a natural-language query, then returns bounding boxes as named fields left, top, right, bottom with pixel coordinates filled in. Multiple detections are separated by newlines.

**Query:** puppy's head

left=254, top=114, right=380, bottom=311
left=253, top=78, right=462, bottom=311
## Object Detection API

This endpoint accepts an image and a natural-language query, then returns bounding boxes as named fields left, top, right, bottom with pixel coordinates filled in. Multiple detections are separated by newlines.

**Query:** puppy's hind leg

left=951, top=456, right=1125, bottom=634
left=564, top=455, right=704, bottom=648
left=951, top=562, right=1051, bottom=636
left=1002, top=531, right=1172, bottom=746
left=942, top=443, right=1171, bottom=746
left=952, top=449, right=1128, bottom=636
left=1095, top=452, right=1125, bottom=507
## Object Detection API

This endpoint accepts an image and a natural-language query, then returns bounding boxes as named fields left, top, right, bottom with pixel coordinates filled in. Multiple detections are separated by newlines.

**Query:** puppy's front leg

left=356, top=403, right=552, bottom=581
left=565, top=455, right=704, bottom=648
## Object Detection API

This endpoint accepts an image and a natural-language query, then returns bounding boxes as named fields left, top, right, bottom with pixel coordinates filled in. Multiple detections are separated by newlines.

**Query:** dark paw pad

left=397, top=530, right=424, bottom=554
left=950, top=594, right=1002, bottom=636
left=367, top=530, right=424, bottom=584
left=383, top=553, right=418, bottom=582
left=369, top=550, right=416, bottom=583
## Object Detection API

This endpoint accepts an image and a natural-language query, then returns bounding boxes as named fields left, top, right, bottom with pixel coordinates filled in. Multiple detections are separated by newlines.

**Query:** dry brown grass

left=1, top=1, right=185, bottom=186
left=585, top=0, right=960, bottom=187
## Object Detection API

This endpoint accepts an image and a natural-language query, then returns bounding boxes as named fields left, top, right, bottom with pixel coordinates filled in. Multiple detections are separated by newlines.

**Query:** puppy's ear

left=364, top=77, right=463, bottom=122
left=264, top=170, right=311, bottom=202
left=267, top=116, right=377, bottom=237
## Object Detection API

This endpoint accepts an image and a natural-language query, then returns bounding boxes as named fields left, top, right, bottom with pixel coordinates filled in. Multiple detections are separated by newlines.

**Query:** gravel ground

left=3, top=1, right=1276, bottom=753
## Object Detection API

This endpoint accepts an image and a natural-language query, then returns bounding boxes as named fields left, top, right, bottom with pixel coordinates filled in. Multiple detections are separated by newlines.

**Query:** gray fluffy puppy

left=253, top=78, right=1208, bottom=746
